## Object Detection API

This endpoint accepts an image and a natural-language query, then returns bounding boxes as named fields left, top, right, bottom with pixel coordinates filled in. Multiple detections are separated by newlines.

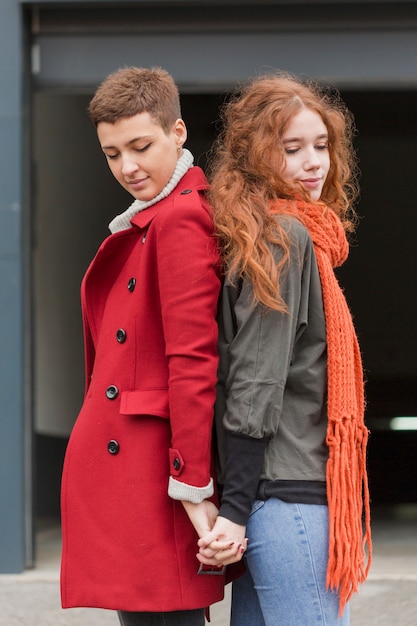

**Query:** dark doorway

left=33, top=89, right=417, bottom=525
left=338, top=90, right=417, bottom=504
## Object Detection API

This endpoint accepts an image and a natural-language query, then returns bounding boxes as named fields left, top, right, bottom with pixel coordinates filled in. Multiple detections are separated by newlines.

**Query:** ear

left=173, top=118, right=187, bottom=148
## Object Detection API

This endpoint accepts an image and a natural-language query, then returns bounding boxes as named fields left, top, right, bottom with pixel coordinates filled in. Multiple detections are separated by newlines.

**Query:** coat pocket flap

left=120, top=389, right=169, bottom=419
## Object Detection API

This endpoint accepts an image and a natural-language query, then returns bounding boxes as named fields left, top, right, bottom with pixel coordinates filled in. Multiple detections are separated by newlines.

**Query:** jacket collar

left=130, top=166, right=209, bottom=229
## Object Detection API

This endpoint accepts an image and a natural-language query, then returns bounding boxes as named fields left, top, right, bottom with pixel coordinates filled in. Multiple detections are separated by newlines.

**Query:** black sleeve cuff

left=218, top=431, right=269, bottom=526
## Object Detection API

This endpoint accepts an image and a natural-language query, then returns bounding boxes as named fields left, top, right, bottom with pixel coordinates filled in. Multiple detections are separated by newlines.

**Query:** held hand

left=197, top=516, right=248, bottom=566
left=181, top=499, right=219, bottom=540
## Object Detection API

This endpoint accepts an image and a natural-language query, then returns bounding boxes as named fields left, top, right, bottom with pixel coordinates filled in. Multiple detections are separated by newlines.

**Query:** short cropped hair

left=88, top=66, right=181, bottom=133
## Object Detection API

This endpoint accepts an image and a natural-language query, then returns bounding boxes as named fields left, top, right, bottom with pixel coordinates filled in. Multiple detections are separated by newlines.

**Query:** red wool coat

left=60, top=167, right=225, bottom=611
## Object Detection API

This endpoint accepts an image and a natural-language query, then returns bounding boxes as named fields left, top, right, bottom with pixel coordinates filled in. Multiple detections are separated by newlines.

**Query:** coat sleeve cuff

left=168, top=476, right=214, bottom=503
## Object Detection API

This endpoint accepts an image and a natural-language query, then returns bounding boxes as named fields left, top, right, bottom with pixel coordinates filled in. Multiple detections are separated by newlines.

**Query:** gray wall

left=0, top=0, right=26, bottom=572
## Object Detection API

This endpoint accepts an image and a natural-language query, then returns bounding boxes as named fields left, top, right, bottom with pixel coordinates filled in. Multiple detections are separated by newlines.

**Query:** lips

left=127, top=177, right=148, bottom=190
left=301, top=178, right=323, bottom=190
left=302, top=178, right=321, bottom=185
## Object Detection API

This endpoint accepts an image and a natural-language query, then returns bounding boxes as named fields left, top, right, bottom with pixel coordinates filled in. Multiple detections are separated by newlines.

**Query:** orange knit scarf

left=270, top=199, right=372, bottom=614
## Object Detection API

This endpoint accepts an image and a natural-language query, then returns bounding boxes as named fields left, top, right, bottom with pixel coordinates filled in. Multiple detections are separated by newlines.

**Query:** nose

left=304, top=147, right=321, bottom=170
left=121, top=153, right=139, bottom=176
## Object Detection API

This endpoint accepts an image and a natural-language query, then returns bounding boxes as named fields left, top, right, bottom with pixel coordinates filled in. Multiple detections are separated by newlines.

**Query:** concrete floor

left=0, top=504, right=416, bottom=625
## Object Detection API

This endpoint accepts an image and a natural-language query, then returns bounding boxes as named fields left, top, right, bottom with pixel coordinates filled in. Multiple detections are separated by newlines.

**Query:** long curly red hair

left=208, top=72, right=359, bottom=311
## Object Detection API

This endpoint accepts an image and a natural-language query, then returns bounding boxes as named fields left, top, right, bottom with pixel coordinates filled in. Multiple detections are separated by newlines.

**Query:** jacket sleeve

left=154, top=189, right=221, bottom=503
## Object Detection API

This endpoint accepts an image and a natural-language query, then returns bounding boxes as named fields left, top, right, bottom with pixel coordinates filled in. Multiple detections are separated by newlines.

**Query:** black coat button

left=127, top=277, right=136, bottom=292
left=107, top=440, right=120, bottom=455
left=105, top=385, right=119, bottom=400
left=173, top=457, right=181, bottom=470
left=116, top=329, right=127, bottom=343
left=180, top=189, right=192, bottom=195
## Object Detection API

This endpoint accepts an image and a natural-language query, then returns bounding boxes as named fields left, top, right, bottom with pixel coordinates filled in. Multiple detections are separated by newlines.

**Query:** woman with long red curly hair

left=197, top=72, right=372, bottom=625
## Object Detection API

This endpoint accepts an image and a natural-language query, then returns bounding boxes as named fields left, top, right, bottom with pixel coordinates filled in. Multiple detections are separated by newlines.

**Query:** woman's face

left=281, top=108, right=330, bottom=202
left=97, top=112, right=187, bottom=201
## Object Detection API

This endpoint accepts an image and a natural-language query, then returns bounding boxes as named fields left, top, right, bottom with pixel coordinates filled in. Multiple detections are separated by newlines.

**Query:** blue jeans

left=117, top=609, right=204, bottom=626
left=231, top=499, right=350, bottom=626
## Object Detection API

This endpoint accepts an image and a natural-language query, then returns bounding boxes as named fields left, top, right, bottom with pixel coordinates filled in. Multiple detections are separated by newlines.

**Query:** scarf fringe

left=326, top=418, right=372, bottom=615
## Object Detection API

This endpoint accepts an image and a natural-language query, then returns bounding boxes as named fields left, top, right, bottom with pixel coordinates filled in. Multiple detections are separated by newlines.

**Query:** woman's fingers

left=197, top=517, right=248, bottom=565
left=199, top=539, right=234, bottom=552
left=198, top=537, right=248, bottom=566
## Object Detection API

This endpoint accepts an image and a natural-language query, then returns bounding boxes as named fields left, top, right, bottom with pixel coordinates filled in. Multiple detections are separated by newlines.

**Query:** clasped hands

left=182, top=500, right=248, bottom=567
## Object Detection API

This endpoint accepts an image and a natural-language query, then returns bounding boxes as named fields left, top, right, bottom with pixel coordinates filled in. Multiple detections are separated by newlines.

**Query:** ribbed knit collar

left=109, top=148, right=194, bottom=233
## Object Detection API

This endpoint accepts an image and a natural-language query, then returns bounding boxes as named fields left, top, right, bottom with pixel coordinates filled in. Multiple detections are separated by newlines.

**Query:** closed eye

left=135, top=142, right=152, bottom=153
left=285, top=147, right=299, bottom=154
